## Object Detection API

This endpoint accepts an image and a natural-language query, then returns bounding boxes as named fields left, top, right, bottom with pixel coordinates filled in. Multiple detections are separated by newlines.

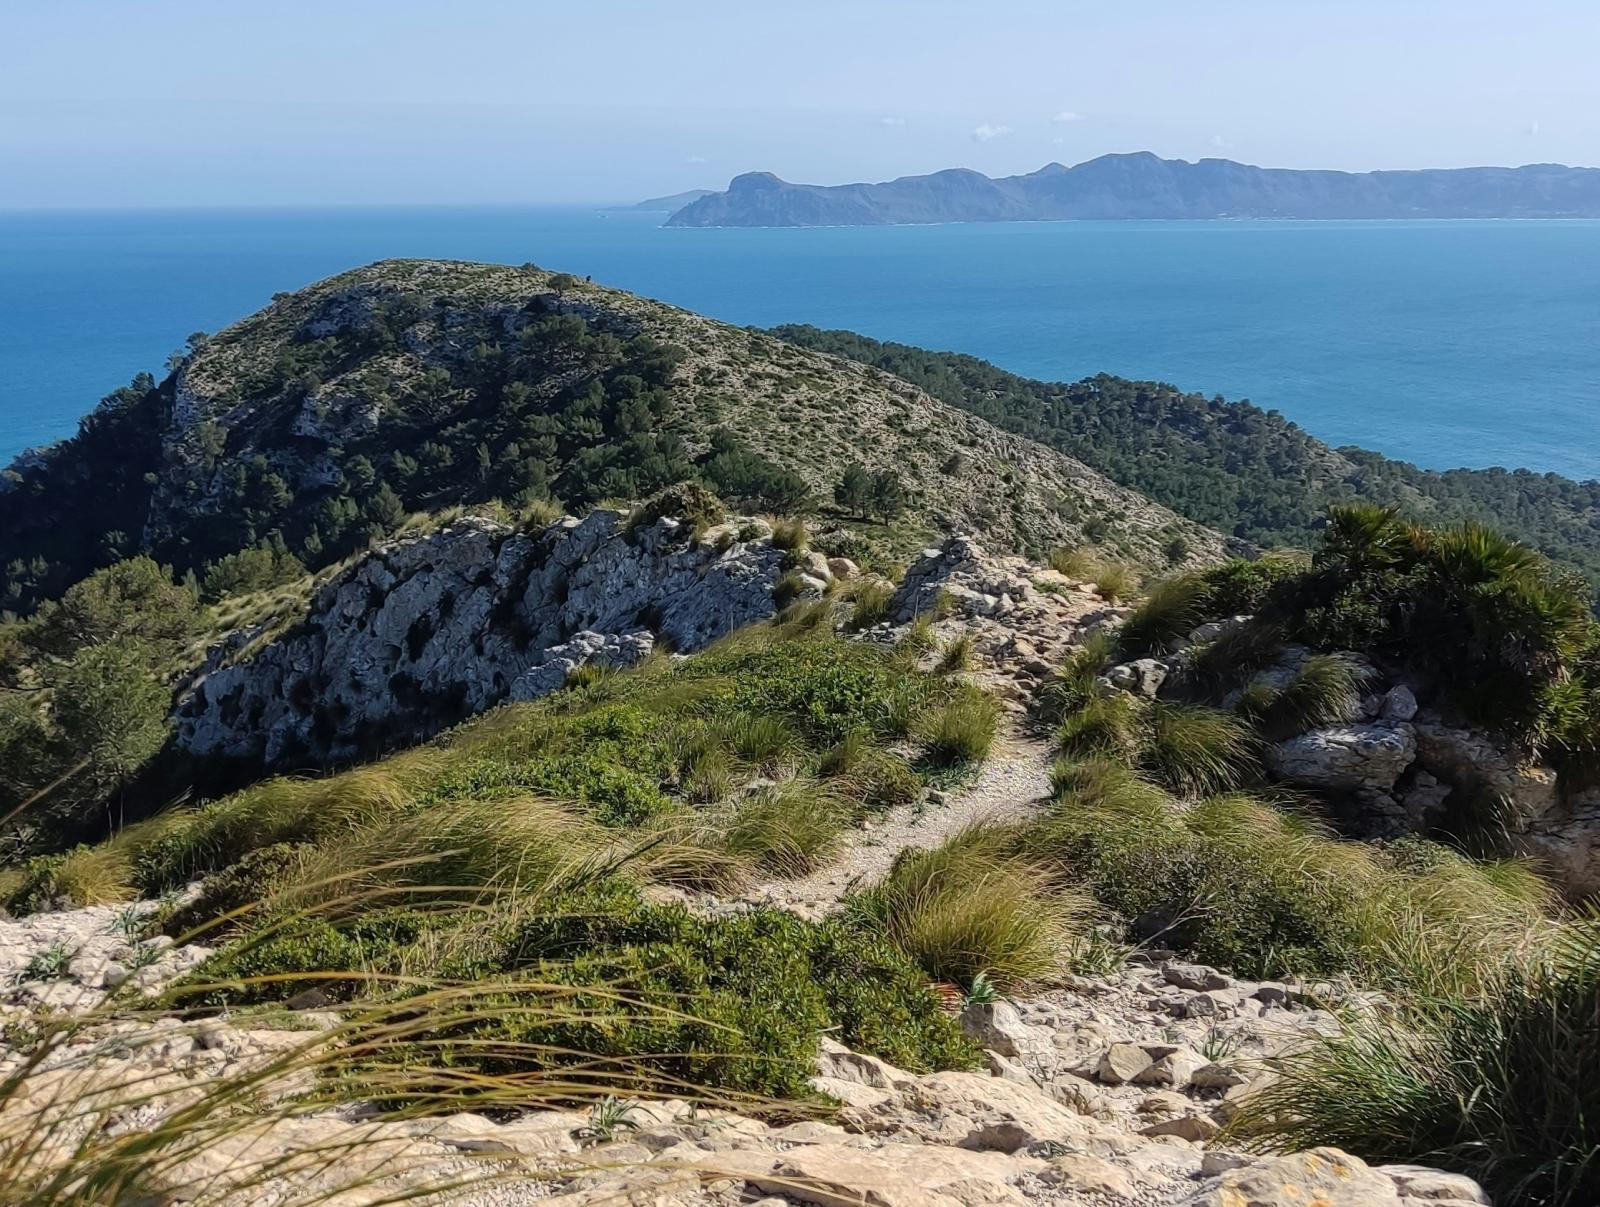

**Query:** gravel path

left=751, top=725, right=1056, bottom=917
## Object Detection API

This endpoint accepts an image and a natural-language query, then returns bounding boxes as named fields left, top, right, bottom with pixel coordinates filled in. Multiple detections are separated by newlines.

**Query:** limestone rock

left=715, top=1142, right=1038, bottom=1207
left=1267, top=722, right=1416, bottom=795
left=1378, top=1164, right=1492, bottom=1204
left=175, top=510, right=788, bottom=769
left=1096, top=1043, right=1155, bottom=1085
left=1182, top=1148, right=1402, bottom=1206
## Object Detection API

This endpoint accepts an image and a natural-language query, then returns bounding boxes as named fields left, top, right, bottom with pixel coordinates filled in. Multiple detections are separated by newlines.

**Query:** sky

left=4, top=0, right=1599, bottom=208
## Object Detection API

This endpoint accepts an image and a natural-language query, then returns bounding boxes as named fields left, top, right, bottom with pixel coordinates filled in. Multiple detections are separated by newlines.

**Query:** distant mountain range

left=664, top=153, right=1600, bottom=226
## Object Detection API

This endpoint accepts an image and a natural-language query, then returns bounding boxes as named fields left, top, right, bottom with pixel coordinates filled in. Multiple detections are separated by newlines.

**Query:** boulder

left=1105, top=658, right=1169, bottom=698
left=1096, top=1043, right=1155, bottom=1085
left=1267, top=723, right=1416, bottom=794
left=715, top=1142, right=1038, bottom=1207
left=1378, top=1164, right=1492, bottom=1204
left=1182, top=1148, right=1402, bottom=1206
left=1039, top=1153, right=1139, bottom=1199
left=842, top=1069, right=1099, bottom=1152
left=1381, top=685, right=1419, bottom=722
left=961, top=1000, right=1053, bottom=1063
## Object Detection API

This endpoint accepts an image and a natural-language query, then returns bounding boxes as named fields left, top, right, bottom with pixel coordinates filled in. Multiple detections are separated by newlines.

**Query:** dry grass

left=845, top=824, right=1083, bottom=990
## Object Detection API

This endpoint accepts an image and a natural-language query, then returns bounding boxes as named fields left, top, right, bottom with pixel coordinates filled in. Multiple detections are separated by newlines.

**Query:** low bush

left=1029, top=763, right=1549, bottom=984
left=195, top=890, right=978, bottom=1099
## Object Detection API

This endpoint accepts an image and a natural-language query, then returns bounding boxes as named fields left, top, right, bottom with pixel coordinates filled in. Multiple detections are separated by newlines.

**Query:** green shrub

left=1028, top=770, right=1546, bottom=984
left=162, top=842, right=311, bottom=939
left=197, top=893, right=978, bottom=1099
left=626, top=481, right=726, bottom=535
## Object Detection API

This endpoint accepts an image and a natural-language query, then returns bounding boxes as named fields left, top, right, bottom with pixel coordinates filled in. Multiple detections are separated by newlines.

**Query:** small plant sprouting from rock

left=108, top=904, right=147, bottom=943
left=936, top=633, right=973, bottom=674
left=18, top=941, right=78, bottom=984
left=1200, top=1024, right=1242, bottom=1064
left=581, top=1095, right=645, bottom=1141
left=963, top=970, right=1000, bottom=1006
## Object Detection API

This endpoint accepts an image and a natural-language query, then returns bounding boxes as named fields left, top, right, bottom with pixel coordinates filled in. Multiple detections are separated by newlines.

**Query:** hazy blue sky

left=5, top=0, right=1598, bottom=207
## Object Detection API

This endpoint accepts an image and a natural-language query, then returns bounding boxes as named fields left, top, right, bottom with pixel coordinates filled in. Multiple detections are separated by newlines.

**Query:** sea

left=2, top=207, right=1597, bottom=480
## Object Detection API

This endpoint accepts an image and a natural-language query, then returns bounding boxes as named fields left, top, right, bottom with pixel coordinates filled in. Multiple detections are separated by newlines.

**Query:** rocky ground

left=0, top=537, right=1496, bottom=1205
left=0, top=896, right=1487, bottom=1207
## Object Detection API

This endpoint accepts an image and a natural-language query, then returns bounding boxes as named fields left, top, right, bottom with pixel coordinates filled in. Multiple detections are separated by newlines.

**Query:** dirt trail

left=751, top=723, right=1056, bottom=917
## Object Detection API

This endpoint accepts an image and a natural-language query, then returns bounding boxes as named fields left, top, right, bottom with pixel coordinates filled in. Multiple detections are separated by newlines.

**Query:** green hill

left=772, top=325, right=1600, bottom=588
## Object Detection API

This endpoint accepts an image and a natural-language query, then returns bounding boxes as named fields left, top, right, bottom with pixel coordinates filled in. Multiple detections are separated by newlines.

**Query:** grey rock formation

left=175, top=509, right=787, bottom=769
left=1266, top=723, right=1417, bottom=795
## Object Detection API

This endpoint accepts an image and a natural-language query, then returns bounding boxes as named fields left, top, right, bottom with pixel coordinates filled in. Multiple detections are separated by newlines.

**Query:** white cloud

left=971, top=123, right=1013, bottom=142
left=685, top=155, right=708, bottom=164
left=1051, top=110, right=1085, bottom=124
left=1210, top=134, right=1231, bottom=149
left=879, top=116, right=907, bottom=127
left=1526, top=120, right=1542, bottom=136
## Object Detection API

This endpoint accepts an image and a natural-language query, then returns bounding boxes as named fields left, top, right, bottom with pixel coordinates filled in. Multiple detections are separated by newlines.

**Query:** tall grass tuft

left=1251, top=653, right=1372, bottom=739
left=1057, top=693, right=1146, bottom=762
left=848, top=579, right=896, bottom=629
left=1035, top=629, right=1116, bottom=724
left=918, top=685, right=999, bottom=765
left=1235, top=917, right=1598, bottom=1207
left=846, top=824, right=1082, bottom=990
left=1092, top=561, right=1137, bottom=603
left=721, top=779, right=848, bottom=877
left=1139, top=702, right=1257, bottom=796
left=1117, top=574, right=1212, bottom=657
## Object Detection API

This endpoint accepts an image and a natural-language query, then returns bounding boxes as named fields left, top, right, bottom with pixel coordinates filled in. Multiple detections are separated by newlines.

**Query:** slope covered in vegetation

left=0, top=260, right=1224, bottom=616
left=774, top=325, right=1600, bottom=588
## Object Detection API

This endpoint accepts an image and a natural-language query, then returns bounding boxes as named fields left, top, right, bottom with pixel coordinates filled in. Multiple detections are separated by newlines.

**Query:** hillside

left=0, top=260, right=1226, bottom=616
left=665, top=152, right=1600, bottom=226
left=773, top=325, right=1600, bottom=587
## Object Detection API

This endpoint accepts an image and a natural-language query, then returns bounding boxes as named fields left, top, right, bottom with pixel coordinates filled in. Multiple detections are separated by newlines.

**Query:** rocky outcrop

left=1098, top=621, right=1600, bottom=894
left=883, top=534, right=1124, bottom=711
left=175, top=509, right=798, bottom=769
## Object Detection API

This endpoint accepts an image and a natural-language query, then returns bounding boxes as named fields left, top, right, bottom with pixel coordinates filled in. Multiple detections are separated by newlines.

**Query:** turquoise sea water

left=1, top=207, right=1597, bottom=479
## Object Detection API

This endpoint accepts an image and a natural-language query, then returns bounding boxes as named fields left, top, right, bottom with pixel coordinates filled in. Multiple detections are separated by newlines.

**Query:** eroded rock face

left=174, top=510, right=788, bottom=769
